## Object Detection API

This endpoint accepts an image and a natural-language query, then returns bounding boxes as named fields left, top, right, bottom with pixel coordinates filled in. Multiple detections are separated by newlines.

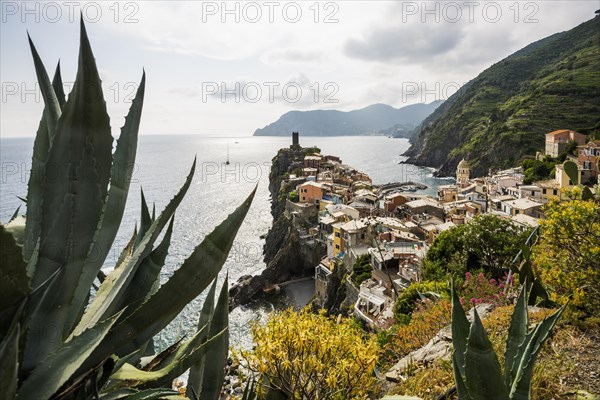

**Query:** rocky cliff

left=229, top=146, right=326, bottom=309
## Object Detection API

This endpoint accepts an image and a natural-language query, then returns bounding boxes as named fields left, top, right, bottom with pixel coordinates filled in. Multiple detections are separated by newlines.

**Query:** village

left=271, top=130, right=600, bottom=329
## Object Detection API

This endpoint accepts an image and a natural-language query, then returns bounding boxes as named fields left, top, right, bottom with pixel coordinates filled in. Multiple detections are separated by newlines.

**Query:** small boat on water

left=225, top=142, right=230, bottom=165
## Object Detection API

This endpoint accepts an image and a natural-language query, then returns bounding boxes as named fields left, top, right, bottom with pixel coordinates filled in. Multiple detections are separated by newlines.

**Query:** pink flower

left=490, top=278, right=497, bottom=285
left=499, top=283, right=505, bottom=289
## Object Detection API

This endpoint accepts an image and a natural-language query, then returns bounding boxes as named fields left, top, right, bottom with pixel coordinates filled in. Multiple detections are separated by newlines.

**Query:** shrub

left=240, top=308, right=378, bottom=399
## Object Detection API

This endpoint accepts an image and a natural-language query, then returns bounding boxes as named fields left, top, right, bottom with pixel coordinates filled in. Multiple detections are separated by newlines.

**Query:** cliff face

left=229, top=146, right=326, bottom=309
left=405, top=17, right=600, bottom=177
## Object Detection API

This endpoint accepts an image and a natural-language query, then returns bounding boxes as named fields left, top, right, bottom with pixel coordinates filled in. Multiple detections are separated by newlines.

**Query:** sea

left=0, top=134, right=454, bottom=350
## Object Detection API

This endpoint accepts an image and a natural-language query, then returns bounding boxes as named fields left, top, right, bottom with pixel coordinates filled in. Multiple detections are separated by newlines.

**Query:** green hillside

left=405, top=17, right=600, bottom=177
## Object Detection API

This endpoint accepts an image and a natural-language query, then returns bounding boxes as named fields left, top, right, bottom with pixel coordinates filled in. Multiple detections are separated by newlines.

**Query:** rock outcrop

left=384, top=303, right=494, bottom=383
left=229, top=145, right=325, bottom=309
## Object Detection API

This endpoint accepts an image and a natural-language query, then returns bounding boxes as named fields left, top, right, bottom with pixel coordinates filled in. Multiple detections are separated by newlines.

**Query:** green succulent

left=0, top=19, right=255, bottom=399
left=450, top=280, right=564, bottom=400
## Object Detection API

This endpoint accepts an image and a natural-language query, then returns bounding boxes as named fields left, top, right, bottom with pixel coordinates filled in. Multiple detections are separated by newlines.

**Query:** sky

left=0, top=0, right=597, bottom=138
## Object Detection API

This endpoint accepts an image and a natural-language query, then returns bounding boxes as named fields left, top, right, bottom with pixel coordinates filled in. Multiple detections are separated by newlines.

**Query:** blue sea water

left=0, top=134, right=451, bottom=349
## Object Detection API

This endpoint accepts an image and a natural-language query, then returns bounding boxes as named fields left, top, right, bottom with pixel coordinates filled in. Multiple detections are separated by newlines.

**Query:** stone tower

left=456, top=158, right=470, bottom=185
left=291, top=131, right=299, bottom=148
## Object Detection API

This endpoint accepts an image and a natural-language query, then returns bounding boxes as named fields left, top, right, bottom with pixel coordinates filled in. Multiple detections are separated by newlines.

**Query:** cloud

left=344, top=21, right=465, bottom=63
left=261, top=48, right=326, bottom=66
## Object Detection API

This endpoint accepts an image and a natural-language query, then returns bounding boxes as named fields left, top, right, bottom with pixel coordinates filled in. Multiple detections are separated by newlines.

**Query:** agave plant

left=450, top=280, right=564, bottom=400
left=0, top=19, right=255, bottom=399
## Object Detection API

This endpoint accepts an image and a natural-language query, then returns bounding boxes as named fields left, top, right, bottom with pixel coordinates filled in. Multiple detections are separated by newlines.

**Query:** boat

left=225, top=142, right=230, bottom=165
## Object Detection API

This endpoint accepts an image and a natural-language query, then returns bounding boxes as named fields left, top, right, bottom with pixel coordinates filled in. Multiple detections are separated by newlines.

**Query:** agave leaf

left=116, top=226, right=138, bottom=269
left=504, top=284, right=528, bottom=388
left=99, top=389, right=139, bottom=400
left=23, top=59, right=64, bottom=263
left=0, top=225, right=30, bottom=316
left=115, top=216, right=174, bottom=321
left=8, top=206, right=21, bottom=224
left=116, top=187, right=254, bottom=355
left=17, top=311, right=122, bottom=400
left=0, top=308, right=21, bottom=400
left=73, top=160, right=196, bottom=338
left=509, top=306, right=564, bottom=400
left=187, top=278, right=218, bottom=393
left=110, top=324, right=221, bottom=385
left=126, top=389, right=181, bottom=400
left=450, top=279, right=470, bottom=398
left=24, top=19, right=114, bottom=368
left=83, top=186, right=256, bottom=370
left=66, top=71, right=145, bottom=332
left=53, top=60, right=66, bottom=108
left=464, top=308, right=508, bottom=400
left=197, top=275, right=229, bottom=399
left=136, top=189, right=152, bottom=248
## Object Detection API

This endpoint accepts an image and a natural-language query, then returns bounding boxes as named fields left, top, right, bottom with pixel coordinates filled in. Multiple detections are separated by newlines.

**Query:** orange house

left=578, top=140, right=600, bottom=183
left=298, top=181, right=324, bottom=204
left=545, top=130, right=586, bottom=158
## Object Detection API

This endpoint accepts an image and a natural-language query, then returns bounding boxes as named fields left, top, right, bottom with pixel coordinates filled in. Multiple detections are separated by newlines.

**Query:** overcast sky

left=0, top=0, right=597, bottom=138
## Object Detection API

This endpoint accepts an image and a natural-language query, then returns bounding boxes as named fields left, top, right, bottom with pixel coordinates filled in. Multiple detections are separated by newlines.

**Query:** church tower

left=456, top=158, right=470, bottom=185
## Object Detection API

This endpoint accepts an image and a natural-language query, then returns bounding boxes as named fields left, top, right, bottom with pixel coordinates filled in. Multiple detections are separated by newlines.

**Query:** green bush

left=393, top=281, right=450, bottom=323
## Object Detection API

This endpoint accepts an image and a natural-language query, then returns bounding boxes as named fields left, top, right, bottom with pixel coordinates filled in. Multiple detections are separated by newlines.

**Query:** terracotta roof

left=546, top=129, right=570, bottom=136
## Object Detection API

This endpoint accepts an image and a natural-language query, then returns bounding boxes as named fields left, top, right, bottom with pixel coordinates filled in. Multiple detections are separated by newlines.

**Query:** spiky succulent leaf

left=509, top=306, right=565, bottom=400
left=9, top=206, right=21, bottom=224
left=17, top=311, right=122, bottom=400
left=115, top=216, right=174, bottom=321
left=83, top=186, right=256, bottom=370
left=23, top=18, right=114, bottom=369
left=125, top=389, right=181, bottom=399
left=187, top=278, right=218, bottom=394
left=450, top=279, right=472, bottom=399
left=0, top=311, right=20, bottom=400
left=136, top=189, right=152, bottom=247
left=109, top=324, right=223, bottom=386
left=0, top=225, right=30, bottom=316
left=23, top=58, right=64, bottom=263
left=73, top=160, right=196, bottom=337
left=66, top=72, right=145, bottom=332
left=464, top=308, right=508, bottom=400
left=197, top=275, right=229, bottom=399
left=504, top=284, right=528, bottom=388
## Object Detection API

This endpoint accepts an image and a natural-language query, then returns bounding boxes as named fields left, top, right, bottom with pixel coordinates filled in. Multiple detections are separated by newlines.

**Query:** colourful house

left=544, top=130, right=586, bottom=158
left=578, top=140, right=600, bottom=183
left=298, top=181, right=324, bottom=204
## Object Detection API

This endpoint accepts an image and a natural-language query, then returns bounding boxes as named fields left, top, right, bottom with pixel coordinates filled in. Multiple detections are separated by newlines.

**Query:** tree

left=240, top=308, right=378, bottom=399
left=423, top=215, right=530, bottom=280
left=533, top=199, right=600, bottom=313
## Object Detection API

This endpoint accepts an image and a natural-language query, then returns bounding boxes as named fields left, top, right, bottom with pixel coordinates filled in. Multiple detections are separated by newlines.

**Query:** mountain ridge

left=253, top=101, right=442, bottom=137
left=404, top=17, right=600, bottom=177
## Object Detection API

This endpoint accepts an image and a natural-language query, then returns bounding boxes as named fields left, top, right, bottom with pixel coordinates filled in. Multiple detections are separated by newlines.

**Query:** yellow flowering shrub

left=533, top=199, right=600, bottom=313
left=240, top=308, right=378, bottom=399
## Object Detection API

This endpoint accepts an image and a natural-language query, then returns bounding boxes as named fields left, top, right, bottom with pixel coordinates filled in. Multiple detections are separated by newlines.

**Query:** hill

left=253, top=101, right=442, bottom=136
left=404, top=17, right=600, bottom=177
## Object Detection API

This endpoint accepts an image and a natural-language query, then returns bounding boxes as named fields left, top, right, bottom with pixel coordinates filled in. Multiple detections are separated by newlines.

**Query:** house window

left=335, top=244, right=340, bottom=250
left=335, top=232, right=340, bottom=238
left=542, top=189, right=546, bottom=195
left=553, top=190, right=557, bottom=195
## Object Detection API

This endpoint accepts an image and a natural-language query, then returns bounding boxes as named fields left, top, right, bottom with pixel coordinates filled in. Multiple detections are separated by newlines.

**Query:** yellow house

left=332, top=223, right=344, bottom=257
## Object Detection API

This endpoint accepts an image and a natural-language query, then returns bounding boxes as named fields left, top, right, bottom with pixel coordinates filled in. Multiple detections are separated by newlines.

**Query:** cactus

left=451, top=280, right=564, bottom=400
left=0, top=19, right=254, bottom=399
